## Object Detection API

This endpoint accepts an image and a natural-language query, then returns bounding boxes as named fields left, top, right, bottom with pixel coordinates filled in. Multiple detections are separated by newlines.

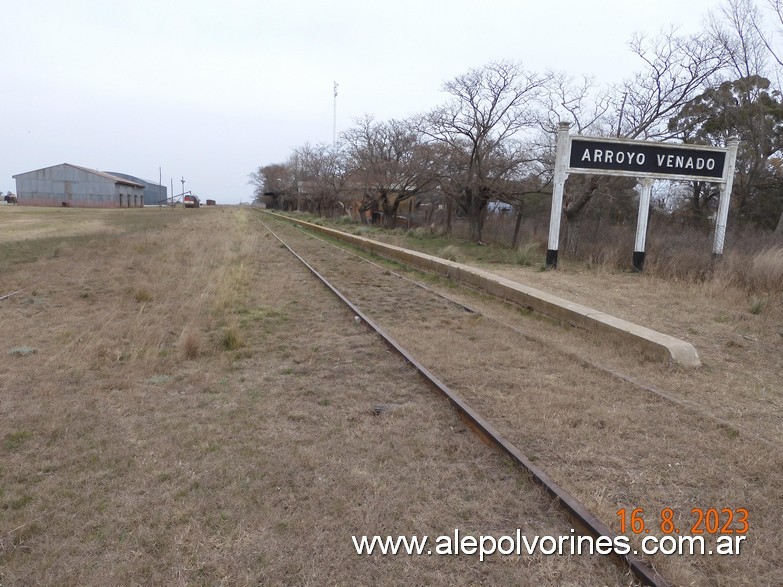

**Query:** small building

left=105, top=171, right=167, bottom=206
left=12, top=163, right=145, bottom=208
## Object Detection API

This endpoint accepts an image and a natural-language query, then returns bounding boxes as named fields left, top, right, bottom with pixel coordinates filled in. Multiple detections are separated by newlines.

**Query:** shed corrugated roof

left=104, top=171, right=165, bottom=188
left=66, top=164, right=145, bottom=187
left=12, top=163, right=145, bottom=188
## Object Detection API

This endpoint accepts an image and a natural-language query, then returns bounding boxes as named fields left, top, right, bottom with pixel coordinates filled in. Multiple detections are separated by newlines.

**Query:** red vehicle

left=183, top=195, right=200, bottom=208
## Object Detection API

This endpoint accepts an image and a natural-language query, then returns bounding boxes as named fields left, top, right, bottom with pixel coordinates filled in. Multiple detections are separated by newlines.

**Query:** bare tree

left=746, top=0, right=783, bottom=76
left=539, top=74, right=621, bottom=254
left=290, top=143, right=348, bottom=216
left=343, top=115, right=436, bottom=228
left=619, top=28, right=729, bottom=140
left=708, top=0, right=770, bottom=80
left=249, top=163, right=297, bottom=210
left=423, top=61, right=551, bottom=242
left=540, top=73, right=614, bottom=136
left=542, top=29, right=729, bottom=255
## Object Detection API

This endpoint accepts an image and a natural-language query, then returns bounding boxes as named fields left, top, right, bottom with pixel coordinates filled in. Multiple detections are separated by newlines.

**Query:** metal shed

left=12, top=163, right=145, bottom=208
left=105, top=171, right=167, bottom=206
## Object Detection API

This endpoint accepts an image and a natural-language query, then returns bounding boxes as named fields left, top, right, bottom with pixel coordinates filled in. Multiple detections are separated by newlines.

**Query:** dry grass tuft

left=512, top=241, right=540, bottom=266
left=220, top=323, right=244, bottom=351
left=179, top=328, right=201, bottom=359
left=133, top=287, right=152, bottom=303
left=726, top=246, right=783, bottom=294
left=439, top=245, right=461, bottom=262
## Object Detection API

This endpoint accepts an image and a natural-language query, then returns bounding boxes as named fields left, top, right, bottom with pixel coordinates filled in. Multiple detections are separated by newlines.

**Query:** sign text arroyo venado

left=568, top=137, right=727, bottom=181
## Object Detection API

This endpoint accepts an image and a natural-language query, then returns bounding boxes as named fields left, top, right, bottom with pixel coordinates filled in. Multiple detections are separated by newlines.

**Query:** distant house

left=105, top=172, right=167, bottom=206
left=12, top=163, right=145, bottom=208
left=487, top=200, right=513, bottom=214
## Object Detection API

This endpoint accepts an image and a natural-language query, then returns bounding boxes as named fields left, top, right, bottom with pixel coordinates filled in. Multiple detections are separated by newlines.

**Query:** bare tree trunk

left=468, top=216, right=481, bottom=242
left=382, top=199, right=398, bottom=229
left=563, top=178, right=599, bottom=257
left=691, top=181, right=702, bottom=216
left=511, top=206, right=524, bottom=248
left=466, top=190, right=486, bottom=243
left=468, top=208, right=487, bottom=243
left=425, top=202, right=434, bottom=226
left=445, top=196, right=453, bottom=236
left=564, top=216, right=581, bottom=256
left=776, top=209, right=783, bottom=234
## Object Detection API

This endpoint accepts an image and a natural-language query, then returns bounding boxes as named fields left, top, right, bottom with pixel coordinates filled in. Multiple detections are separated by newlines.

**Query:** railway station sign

left=546, top=123, right=739, bottom=271
left=569, top=137, right=727, bottom=182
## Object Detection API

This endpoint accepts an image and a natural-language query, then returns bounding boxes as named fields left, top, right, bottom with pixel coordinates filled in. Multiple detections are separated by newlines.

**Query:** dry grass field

left=1, top=207, right=634, bottom=586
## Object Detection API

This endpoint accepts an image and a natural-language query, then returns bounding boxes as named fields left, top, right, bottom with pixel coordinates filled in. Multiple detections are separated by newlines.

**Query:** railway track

left=254, top=212, right=781, bottom=586
left=289, top=225, right=780, bottom=452
left=258, top=216, right=665, bottom=586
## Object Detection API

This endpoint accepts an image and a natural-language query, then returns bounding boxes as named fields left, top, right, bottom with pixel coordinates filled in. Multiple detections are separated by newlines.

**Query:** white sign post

left=546, top=122, right=572, bottom=269
left=713, top=138, right=740, bottom=256
left=633, top=178, right=654, bottom=271
left=546, top=126, right=739, bottom=271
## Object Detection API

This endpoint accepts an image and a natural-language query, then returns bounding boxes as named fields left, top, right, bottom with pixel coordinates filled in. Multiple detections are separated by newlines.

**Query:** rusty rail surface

left=258, top=218, right=669, bottom=587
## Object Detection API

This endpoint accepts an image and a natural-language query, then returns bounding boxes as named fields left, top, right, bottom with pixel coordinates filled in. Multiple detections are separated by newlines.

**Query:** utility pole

left=617, top=92, right=628, bottom=137
left=181, top=176, right=185, bottom=199
left=333, top=81, right=339, bottom=145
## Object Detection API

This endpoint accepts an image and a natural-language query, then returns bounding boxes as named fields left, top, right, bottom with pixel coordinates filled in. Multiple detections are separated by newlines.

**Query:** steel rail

left=259, top=218, right=669, bottom=587
left=0, top=289, right=24, bottom=302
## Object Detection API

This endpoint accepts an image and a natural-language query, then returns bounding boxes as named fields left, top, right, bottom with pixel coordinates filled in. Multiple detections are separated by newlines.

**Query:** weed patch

left=8, top=346, right=38, bottom=357
left=4, top=430, right=31, bottom=451
left=749, top=297, right=767, bottom=315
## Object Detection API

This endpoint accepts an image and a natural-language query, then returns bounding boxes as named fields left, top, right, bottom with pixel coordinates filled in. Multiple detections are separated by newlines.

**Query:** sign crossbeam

left=546, top=123, right=739, bottom=271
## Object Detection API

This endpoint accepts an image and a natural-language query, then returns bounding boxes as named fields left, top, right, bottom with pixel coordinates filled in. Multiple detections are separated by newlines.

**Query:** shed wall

left=14, top=164, right=144, bottom=208
left=105, top=172, right=167, bottom=205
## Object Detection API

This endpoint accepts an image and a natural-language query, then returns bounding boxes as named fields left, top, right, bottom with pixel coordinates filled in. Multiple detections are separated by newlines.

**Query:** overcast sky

left=3, top=0, right=726, bottom=204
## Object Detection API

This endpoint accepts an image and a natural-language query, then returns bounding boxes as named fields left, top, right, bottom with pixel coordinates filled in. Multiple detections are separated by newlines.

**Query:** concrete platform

left=267, top=213, right=701, bottom=367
